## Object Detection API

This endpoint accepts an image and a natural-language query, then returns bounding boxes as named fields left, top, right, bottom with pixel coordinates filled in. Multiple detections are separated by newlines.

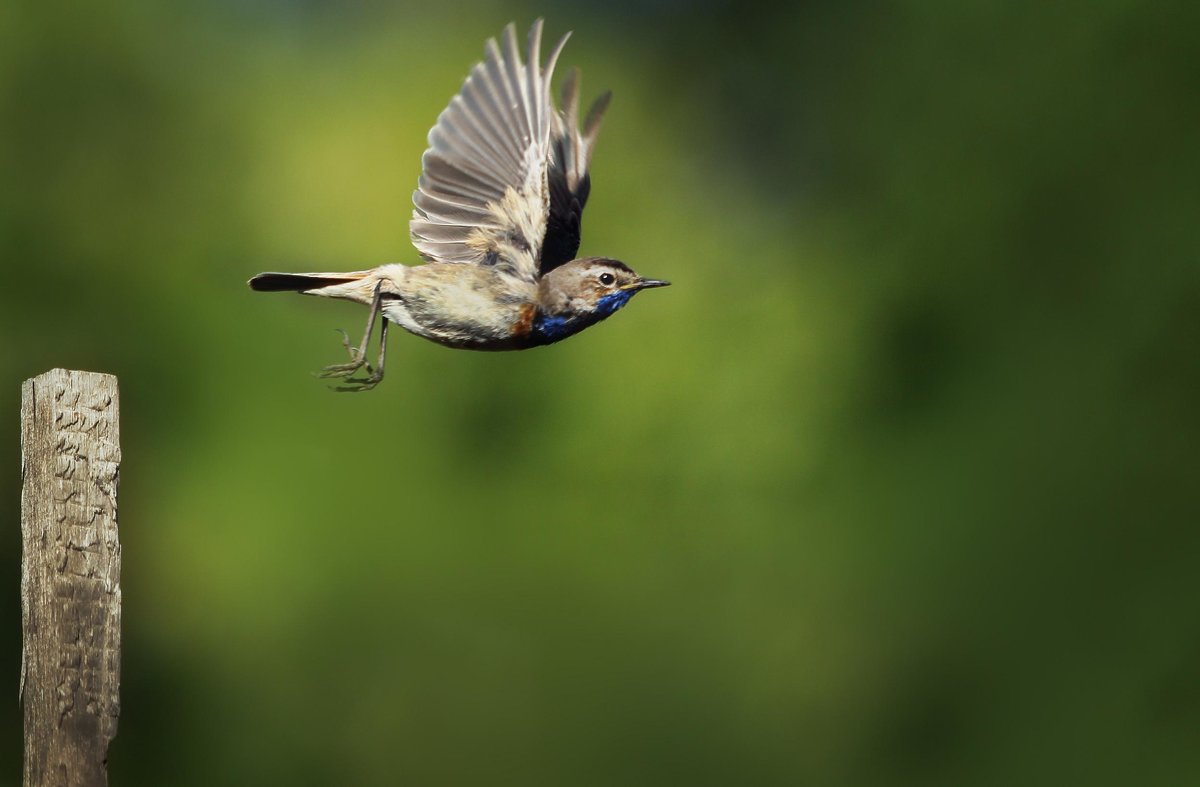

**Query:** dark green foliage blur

left=2, top=0, right=1198, bottom=784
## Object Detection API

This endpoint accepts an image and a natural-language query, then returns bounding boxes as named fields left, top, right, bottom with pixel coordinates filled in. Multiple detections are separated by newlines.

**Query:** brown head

left=532, top=257, right=670, bottom=343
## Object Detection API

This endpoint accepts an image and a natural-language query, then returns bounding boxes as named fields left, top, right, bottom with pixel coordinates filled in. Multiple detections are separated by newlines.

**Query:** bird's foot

left=332, top=369, right=384, bottom=393
left=315, top=358, right=372, bottom=379
left=316, top=307, right=388, bottom=392
left=315, top=328, right=372, bottom=379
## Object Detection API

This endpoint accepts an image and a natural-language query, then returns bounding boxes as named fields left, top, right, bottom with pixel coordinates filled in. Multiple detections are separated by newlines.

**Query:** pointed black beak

left=634, top=278, right=671, bottom=290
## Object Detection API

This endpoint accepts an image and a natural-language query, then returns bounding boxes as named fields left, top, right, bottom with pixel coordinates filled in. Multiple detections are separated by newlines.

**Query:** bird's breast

left=380, top=265, right=543, bottom=351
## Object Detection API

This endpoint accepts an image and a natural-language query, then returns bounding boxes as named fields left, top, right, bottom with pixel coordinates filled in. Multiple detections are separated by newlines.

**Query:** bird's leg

left=334, top=319, right=388, bottom=393
left=317, top=282, right=382, bottom=380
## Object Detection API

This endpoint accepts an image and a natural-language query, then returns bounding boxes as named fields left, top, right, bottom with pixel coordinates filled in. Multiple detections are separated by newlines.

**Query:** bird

left=248, top=20, right=669, bottom=391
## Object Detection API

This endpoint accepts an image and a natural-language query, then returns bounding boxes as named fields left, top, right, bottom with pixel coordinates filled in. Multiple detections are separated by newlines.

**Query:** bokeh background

left=2, top=0, right=1198, bottom=784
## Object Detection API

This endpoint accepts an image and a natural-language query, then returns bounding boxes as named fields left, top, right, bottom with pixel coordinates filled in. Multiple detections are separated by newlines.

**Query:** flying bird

left=249, top=20, right=669, bottom=391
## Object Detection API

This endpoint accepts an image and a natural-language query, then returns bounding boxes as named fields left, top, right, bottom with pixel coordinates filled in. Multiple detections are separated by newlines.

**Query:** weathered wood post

left=20, top=369, right=121, bottom=787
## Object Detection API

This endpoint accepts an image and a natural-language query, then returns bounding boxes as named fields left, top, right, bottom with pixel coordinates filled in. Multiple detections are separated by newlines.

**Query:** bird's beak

left=624, top=278, right=671, bottom=291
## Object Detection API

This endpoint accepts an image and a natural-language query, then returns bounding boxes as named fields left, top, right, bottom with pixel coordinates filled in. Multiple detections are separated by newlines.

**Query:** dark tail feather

left=248, top=272, right=361, bottom=292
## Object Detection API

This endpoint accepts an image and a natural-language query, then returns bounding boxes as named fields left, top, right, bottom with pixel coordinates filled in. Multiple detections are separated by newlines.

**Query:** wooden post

left=20, top=370, right=121, bottom=787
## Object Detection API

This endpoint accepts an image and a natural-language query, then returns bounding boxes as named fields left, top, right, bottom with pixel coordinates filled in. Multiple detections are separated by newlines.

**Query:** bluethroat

left=249, top=20, right=669, bottom=391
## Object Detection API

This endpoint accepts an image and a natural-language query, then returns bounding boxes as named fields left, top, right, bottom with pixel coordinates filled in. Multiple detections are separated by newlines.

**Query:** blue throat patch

left=533, top=290, right=635, bottom=343
left=595, top=289, right=635, bottom=316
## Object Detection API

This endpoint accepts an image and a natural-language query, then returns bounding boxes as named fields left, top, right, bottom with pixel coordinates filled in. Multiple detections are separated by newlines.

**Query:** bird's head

left=533, top=257, right=670, bottom=343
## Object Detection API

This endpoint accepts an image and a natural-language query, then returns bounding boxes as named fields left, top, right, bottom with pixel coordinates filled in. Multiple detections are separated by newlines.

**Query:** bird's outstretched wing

left=540, top=69, right=611, bottom=274
left=410, top=21, right=568, bottom=283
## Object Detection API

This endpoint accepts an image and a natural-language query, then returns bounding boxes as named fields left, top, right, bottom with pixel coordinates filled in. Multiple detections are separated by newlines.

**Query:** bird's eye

left=598, top=272, right=616, bottom=286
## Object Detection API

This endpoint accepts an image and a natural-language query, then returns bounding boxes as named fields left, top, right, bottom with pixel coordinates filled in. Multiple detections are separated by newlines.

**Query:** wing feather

left=411, top=21, right=567, bottom=281
left=540, top=66, right=612, bottom=273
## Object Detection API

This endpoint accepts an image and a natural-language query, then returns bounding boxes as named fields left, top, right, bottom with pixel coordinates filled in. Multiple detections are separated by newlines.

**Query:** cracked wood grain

left=21, top=370, right=121, bottom=787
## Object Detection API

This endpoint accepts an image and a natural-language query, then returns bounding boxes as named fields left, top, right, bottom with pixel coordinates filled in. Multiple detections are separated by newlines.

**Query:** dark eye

left=598, top=272, right=615, bottom=286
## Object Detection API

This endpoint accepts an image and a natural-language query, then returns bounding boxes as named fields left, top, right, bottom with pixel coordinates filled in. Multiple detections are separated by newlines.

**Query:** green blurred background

left=2, top=0, right=1198, bottom=784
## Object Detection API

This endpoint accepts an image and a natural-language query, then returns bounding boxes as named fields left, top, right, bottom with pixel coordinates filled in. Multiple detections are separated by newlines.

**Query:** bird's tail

left=248, top=269, right=379, bottom=304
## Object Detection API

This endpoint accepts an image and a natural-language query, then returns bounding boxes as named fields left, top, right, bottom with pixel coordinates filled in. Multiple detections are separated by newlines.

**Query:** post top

left=23, top=368, right=119, bottom=389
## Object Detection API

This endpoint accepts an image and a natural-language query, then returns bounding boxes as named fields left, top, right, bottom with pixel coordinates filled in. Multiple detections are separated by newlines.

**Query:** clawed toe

left=333, top=370, right=384, bottom=393
left=316, top=359, right=373, bottom=379
left=334, top=328, right=359, bottom=359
